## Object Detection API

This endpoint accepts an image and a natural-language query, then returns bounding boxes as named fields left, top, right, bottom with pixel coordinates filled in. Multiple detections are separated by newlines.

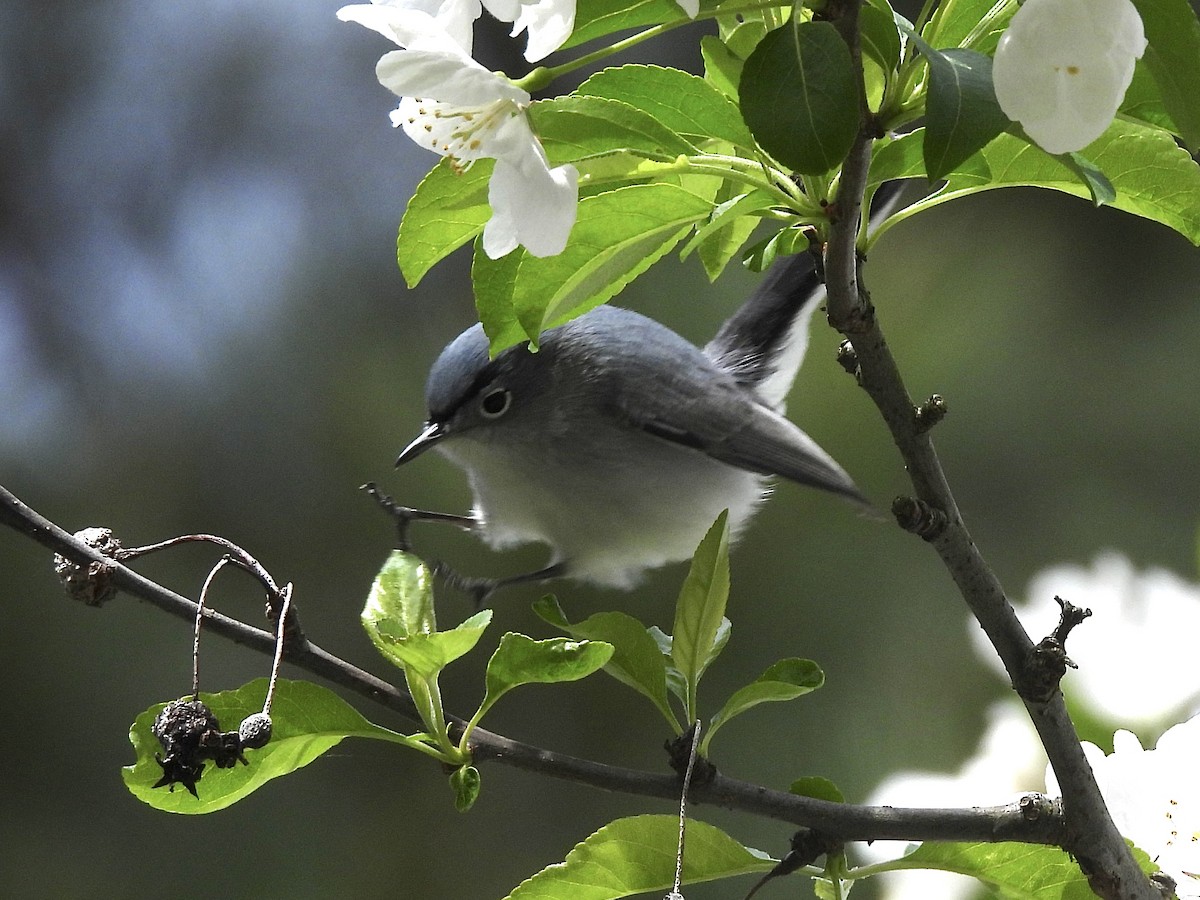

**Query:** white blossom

left=480, top=0, right=575, bottom=61
left=343, top=0, right=573, bottom=61
left=992, top=0, right=1147, bottom=154
left=338, top=4, right=578, bottom=257
left=1046, top=715, right=1200, bottom=896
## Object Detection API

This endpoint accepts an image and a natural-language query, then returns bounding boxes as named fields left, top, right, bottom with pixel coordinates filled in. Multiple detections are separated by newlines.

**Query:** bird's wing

left=615, top=368, right=869, bottom=507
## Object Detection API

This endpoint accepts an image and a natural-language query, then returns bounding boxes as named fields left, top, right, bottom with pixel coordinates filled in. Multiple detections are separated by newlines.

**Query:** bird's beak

left=395, top=421, right=446, bottom=467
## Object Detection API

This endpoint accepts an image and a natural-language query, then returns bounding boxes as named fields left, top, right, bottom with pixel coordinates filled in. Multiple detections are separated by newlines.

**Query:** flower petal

left=376, top=49, right=528, bottom=107
left=337, top=4, right=469, bottom=54
left=481, top=0, right=575, bottom=61
left=992, top=0, right=1146, bottom=154
left=483, top=136, right=578, bottom=257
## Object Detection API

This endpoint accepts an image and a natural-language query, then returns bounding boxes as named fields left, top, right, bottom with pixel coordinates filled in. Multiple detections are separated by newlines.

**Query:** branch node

left=891, top=496, right=949, bottom=540
left=914, top=394, right=948, bottom=433
left=55, top=526, right=123, bottom=607
left=664, top=726, right=717, bottom=788
left=1019, top=792, right=1059, bottom=822
left=835, top=340, right=862, bottom=382
left=1015, top=596, right=1091, bottom=703
left=743, top=828, right=843, bottom=899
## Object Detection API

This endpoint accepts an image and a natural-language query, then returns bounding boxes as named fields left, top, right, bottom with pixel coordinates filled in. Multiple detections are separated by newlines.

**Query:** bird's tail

left=703, top=183, right=907, bottom=413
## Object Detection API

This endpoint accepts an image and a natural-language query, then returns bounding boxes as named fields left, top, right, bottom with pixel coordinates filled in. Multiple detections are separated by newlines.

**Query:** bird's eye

left=480, top=388, right=512, bottom=418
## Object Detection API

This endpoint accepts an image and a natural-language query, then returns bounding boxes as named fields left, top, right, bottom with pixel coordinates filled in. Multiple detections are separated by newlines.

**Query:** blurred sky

left=1, top=2, right=1198, bottom=899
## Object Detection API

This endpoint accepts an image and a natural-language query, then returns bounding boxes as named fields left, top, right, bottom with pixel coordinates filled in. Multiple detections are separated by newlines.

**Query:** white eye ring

left=480, top=388, right=512, bottom=419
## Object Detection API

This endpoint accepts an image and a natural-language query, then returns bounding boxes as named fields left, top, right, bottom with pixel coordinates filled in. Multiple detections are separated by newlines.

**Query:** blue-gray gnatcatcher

left=395, top=250, right=871, bottom=594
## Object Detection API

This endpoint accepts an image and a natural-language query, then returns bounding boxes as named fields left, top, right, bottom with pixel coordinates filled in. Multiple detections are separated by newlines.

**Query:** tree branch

left=820, top=10, right=1156, bottom=893
left=0, top=481, right=1066, bottom=848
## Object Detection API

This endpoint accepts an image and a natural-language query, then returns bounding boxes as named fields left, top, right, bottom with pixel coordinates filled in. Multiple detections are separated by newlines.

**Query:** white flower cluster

left=866, top=553, right=1200, bottom=898
left=993, top=0, right=1147, bottom=154
left=338, top=0, right=580, bottom=258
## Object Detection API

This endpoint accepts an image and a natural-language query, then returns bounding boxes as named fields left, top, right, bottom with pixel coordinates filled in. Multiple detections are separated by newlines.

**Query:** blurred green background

left=1, top=3, right=1197, bottom=898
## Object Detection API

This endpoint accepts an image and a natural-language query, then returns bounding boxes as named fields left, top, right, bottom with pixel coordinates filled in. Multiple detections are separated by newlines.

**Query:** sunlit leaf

left=361, top=551, right=492, bottom=679
left=923, top=0, right=1016, bottom=54
left=869, top=123, right=1200, bottom=246
left=533, top=597, right=678, bottom=729
left=577, top=65, right=756, bottom=151
left=504, top=815, right=774, bottom=899
left=565, top=0, right=694, bottom=50
left=124, top=680, right=409, bottom=814
left=672, top=511, right=731, bottom=718
left=530, top=94, right=698, bottom=164
left=701, top=34, right=745, bottom=99
left=704, top=658, right=824, bottom=749
left=473, top=183, right=714, bottom=353
left=475, top=632, right=613, bottom=720
left=397, top=159, right=491, bottom=287
left=892, top=840, right=1156, bottom=898
left=1130, top=0, right=1200, bottom=151
left=789, top=776, right=845, bottom=804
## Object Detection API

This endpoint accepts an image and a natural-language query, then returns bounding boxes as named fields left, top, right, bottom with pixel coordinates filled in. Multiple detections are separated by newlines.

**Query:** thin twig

left=0, top=481, right=1068, bottom=846
left=263, top=583, right=292, bottom=716
left=194, top=556, right=235, bottom=698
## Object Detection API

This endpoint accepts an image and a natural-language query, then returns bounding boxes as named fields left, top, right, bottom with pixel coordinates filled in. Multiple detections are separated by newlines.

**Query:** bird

left=393, top=247, right=872, bottom=596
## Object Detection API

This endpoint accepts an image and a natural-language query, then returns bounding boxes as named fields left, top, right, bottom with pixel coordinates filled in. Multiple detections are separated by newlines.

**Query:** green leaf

left=694, top=185, right=772, bottom=280
left=533, top=597, right=679, bottom=730
left=701, top=34, right=745, bottom=100
left=923, top=0, right=1016, bottom=54
left=859, top=3, right=902, bottom=75
left=789, top=776, right=844, bottom=804
left=475, top=632, right=614, bottom=721
left=473, top=183, right=714, bottom=353
left=1130, top=0, right=1200, bottom=152
left=899, top=121, right=1200, bottom=245
left=530, top=94, right=698, bottom=165
left=577, top=65, right=756, bottom=151
left=503, top=815, right=774, bottom=899
left=450, top=765, right=481, bottom=812
left=362, top=549, right=438, bottom=639
left=472, top=240, right=526, bottom=352
left=361, top=551, right=493, bottom=679
left=671, top=511, right=731, bottom=718
left=892, top=840, right=1157, bottom=899
left=564, top=0, right=692, bottom=51
left=704, top=658, right=824, bottom=749
left=741, top=226, right=813, bottom=272
left=722, top=8, right=786, bottom=58
left=397, top=158, right=491, bottom=287
left=740, top=22, right=860, bottom=174
left=124, top=680, right=409, bottom=814
left=1120, top=62, right=1180, bottom=135
left=921, top=48, right=1009, bottom=180
left=368, top=609, right=493, bottom=680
